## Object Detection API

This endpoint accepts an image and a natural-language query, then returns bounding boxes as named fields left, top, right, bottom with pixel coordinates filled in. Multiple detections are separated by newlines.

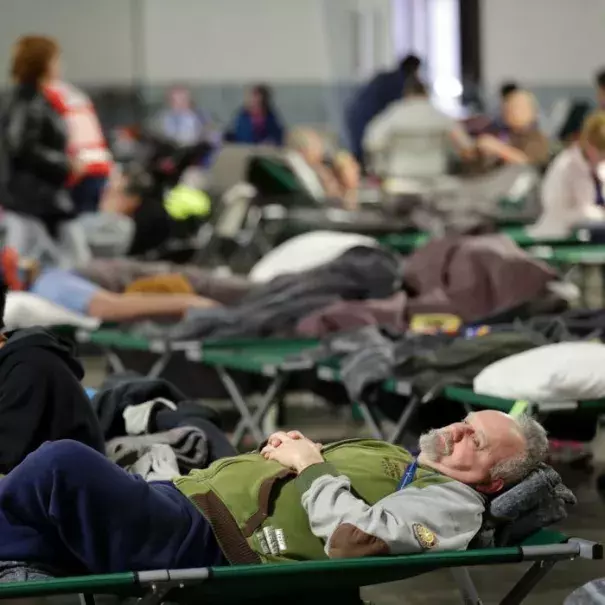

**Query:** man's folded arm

left=296, top=464, right=485, bottom=559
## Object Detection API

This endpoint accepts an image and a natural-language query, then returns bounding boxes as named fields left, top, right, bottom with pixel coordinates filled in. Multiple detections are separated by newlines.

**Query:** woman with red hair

left=0, top=35, right=90, bottom=264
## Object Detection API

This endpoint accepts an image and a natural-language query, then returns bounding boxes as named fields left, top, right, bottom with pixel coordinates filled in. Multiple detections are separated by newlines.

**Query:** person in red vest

left=44, top=80, right=113, bottom=213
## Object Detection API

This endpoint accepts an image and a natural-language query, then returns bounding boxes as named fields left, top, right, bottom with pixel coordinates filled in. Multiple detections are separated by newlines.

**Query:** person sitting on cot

left=529, top=111, right=605, bottom=238
left=475, top=89, right=551, bottom=170
left=0, top=410, right=548, bottom=574
left=0, top=247, right=219, bottom=322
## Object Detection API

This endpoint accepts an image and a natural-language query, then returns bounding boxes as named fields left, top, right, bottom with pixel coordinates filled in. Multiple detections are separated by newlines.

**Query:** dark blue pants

left=71, top=176, right=108, bottom=213
left=0, top=441, right=224, bottom=574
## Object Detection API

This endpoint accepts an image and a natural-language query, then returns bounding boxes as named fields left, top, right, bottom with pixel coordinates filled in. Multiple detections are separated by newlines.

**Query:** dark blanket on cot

left=166, top=246, right=403, bottom=340
left=296, top=234, right=560, bottom=338
left=92, top=374, right=236, bottom=462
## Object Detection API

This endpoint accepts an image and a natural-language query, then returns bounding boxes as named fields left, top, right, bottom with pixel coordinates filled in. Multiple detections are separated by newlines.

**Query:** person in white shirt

left=529, top=111, right=605, bottom=238
left=363, top=78, right=474, bottom=180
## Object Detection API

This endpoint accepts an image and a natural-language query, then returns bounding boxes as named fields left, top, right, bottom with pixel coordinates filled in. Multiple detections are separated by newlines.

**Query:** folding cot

left=3, top=374, right=596, bottom=605
left=75, top=327, right=321, bottom=447
left=315, top=363, right=605, bottom=444
left=377, top=226, right=585, bottom=255
left=0, top=530, right=599, bottom=605
left=74, top=327, right=202, bottom=379
left=443, top=385, right=605, bottom=416
left=180, top=340, right=605, bottom=446
left=184, top=338, right=320, bottom=447
left=74, top=325, right=605, bottom=447
left=529, top=244, right=605, bottom=306
left=531, top=244, right=605, bottom=266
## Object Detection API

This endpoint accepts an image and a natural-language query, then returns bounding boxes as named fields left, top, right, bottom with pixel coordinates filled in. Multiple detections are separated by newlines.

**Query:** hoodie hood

left=0, top=327, right=84, bottom=380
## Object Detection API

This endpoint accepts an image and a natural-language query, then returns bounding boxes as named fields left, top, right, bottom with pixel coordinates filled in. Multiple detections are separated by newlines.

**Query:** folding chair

left=0, top=530, right=599, bottom=605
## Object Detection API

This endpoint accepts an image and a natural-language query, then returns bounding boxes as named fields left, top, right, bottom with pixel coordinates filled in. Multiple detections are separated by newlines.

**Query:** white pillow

left=249, top=231, right=377, bottom=283
left=4, top=291, right=101, bottom=331
left=473, top=341, right=605, bottom=402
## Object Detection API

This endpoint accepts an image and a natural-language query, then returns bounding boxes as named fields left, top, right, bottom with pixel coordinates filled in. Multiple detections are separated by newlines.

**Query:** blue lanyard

left=398, top=458, right=418, bottom=490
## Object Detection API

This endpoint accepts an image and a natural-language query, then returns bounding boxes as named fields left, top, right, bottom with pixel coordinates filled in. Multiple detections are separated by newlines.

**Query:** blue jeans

left=0, top=441, right=225, bottom=574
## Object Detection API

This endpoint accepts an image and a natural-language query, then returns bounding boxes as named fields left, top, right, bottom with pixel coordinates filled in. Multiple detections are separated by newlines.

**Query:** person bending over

left=530, top=111, right=605, bottom=238
left=0, top=410, right=547, bottom=574
left=1, top=248, right=218, bottom=322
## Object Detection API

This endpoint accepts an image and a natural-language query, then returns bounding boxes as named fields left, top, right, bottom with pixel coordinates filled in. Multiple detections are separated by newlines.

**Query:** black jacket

left=0, top=328, right=104, bottom=473
left=92, top=373, right=234, bottom=462
left=0, top=83, right=75, bottom=221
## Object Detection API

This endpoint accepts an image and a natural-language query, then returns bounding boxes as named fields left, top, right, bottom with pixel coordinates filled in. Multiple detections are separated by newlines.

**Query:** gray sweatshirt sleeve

left=296, top=463, right=485, bottom=559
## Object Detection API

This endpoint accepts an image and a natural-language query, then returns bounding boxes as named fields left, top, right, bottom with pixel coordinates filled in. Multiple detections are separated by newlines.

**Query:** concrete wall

left=480, top=0, right=602, bottom=110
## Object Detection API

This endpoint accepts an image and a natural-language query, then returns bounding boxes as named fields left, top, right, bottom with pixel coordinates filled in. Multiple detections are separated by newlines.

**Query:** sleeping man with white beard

left=0, top=410, right=549, bottom=574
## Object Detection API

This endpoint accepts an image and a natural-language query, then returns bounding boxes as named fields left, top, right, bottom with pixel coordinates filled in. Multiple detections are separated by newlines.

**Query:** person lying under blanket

left=0, top=411, right=548, bottom=574
left=0, top=247, right=221, bottom=321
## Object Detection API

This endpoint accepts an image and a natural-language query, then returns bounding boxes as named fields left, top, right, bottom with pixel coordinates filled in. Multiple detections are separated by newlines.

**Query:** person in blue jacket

left=345, top=54, right=422, bottom=167
left=226, top=84, right=285, bottom=146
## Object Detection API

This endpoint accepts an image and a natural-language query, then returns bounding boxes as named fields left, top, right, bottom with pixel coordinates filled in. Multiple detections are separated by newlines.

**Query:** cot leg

left=239, top=374, right=286, bottom=446
left=387, top=396, right=422, bottom=444
left=106, top=349, right=127, bottom=374
left=262, top=402, right=279, bottom=437
left=217, top=367, right=286, bottom=447
left=136, top=585, right=171, bottom=605
left=356, top=401, right=385, bottom=440
left=451, top=567, right=484, bottom=605
left=146, top=351, right=172, bottom=379
left=499, top=560, right=556, bottom=605
left=79, top=593, right=96, bottom=605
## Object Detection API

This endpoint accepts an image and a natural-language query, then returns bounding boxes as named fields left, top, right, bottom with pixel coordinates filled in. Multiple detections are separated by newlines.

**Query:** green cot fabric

left=175, top=439, right=452, bottom=565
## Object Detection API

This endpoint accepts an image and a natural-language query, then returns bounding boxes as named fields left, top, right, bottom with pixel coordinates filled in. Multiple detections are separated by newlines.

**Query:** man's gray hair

left=490, top=414, right=549, bottom=486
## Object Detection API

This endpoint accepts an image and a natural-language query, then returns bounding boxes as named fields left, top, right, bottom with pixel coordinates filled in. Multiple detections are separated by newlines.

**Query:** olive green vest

left=175, top=439, right=452, bottom=565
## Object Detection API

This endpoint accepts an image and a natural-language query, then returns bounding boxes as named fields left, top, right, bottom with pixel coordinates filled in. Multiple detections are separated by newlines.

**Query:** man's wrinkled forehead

left=468, top=411, right=524, bottom=446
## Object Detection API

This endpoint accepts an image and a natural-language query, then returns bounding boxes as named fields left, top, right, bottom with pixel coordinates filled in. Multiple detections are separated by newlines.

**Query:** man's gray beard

left=418, top=429, right=452, bottom=461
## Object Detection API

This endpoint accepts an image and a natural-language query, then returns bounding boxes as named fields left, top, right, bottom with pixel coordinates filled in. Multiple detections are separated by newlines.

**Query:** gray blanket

left=475, top=463, right=576, bottom=548
left=164, top=245, right=403, bottom=340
